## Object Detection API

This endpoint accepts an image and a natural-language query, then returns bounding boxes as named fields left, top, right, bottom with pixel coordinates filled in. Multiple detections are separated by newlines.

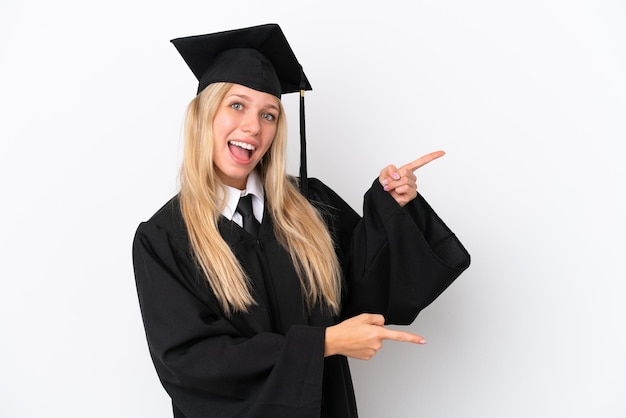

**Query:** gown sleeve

left=132, top=217, right=325, bottom=418
left=308, top=178, right=471, bottom=325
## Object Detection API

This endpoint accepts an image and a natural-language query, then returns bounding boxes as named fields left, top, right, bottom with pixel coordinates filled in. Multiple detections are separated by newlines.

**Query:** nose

left=241, top=112, right=260, bottom=136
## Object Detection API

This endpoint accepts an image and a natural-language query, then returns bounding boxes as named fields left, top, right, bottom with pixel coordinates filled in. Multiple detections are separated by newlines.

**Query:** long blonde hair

left=179, top=82, right=342, bottom=316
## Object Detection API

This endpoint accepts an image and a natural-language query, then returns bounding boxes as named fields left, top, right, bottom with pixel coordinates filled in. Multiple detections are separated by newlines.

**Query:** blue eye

left=261, top=113, right=276, bottom=121
left=231, top=103, right=243, bottom=110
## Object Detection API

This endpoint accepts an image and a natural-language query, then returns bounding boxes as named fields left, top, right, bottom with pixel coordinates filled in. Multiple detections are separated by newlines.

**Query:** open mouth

left=228, top=140, right=256, bottom=162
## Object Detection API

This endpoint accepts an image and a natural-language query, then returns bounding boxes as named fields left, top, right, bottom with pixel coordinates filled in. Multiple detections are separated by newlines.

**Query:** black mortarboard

left=171, top=24, right=312, bottom=195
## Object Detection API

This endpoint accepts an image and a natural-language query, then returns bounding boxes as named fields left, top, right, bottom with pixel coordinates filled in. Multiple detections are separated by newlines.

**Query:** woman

left=133, top=24, right=470, bottom=418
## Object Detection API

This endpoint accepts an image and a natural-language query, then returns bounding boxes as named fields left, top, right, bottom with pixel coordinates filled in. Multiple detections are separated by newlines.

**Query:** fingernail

left=419, top=339, right=427, bottom=345
left=383, top=185, right=390, bottom=191
left=392, top=173, right=400, bottom=180
left=381, top=179, right=389, bottom=186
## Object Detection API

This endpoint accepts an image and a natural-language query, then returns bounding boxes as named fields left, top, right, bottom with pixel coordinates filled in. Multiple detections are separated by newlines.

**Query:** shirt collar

left=221, top=171, right=265, bottom=222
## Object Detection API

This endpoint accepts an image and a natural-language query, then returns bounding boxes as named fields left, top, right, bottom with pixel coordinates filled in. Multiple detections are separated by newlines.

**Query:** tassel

left=299, top=87, right=309, bottom=196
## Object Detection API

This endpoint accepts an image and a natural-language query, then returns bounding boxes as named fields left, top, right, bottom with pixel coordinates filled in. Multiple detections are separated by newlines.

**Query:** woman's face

left=212, top=84, right=280, bottom=189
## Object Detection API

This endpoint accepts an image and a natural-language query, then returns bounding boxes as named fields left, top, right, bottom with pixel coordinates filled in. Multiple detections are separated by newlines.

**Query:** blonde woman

left=132, top=24, right=470, bottom=418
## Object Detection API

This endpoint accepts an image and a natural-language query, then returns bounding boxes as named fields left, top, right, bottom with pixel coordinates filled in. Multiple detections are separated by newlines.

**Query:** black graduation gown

left=132, top=178, right=470, bottom=418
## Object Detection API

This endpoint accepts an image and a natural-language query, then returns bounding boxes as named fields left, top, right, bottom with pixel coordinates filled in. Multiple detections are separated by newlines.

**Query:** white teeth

left=229, top=141, right=256, bottom=151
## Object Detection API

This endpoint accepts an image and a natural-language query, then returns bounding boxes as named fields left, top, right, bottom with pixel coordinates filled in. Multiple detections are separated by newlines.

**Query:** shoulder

left=144, top=195, right=183, bottom=227
left=134, top=195, right=189, bottom=252
left=302, top=177, right=343, bottom=206
left=299, top=177, right=361, bottom=230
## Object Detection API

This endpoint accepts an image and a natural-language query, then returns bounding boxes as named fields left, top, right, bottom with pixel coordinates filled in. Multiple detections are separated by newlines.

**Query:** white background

left=1, top=1, right=625, bottom=417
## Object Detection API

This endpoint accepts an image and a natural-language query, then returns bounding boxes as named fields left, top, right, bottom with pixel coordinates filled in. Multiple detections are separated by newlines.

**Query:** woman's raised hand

left=379, top=150, right=445, bottom=207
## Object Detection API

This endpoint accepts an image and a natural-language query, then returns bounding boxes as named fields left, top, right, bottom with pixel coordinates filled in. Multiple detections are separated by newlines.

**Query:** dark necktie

left=236, top=194, right=260, bottom=237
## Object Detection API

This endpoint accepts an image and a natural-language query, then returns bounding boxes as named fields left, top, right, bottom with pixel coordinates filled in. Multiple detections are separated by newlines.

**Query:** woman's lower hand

left=324, top=313, right=426, bottom=360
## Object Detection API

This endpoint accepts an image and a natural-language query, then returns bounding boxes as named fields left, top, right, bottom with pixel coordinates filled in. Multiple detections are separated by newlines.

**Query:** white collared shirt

left=220, top=171, right=265, bottom=227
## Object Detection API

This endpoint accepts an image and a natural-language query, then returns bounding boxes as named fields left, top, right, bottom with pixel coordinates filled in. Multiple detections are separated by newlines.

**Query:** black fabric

left=170, top=24, right=311, bottom=97
left=236, top=195, right=260, bottom=237
left=132, top=178, right=470, bottom=417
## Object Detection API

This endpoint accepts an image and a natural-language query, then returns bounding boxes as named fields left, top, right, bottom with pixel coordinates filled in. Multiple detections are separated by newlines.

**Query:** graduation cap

left=171, top=24, right=313, bottom=195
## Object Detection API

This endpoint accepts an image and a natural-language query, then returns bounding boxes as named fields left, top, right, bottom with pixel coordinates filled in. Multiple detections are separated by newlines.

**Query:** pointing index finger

left=381, top=328, right=427, bottom=345
left=402, top=150, right=446, bottom=172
